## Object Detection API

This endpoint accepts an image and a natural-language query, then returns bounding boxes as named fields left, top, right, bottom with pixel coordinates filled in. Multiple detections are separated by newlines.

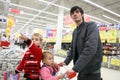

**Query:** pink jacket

left=40, top=64, right=60, bottom=80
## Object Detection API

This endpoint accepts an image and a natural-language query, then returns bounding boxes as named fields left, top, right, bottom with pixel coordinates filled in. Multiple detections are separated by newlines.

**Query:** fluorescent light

left=10, top=1, right=58, bottom=36
left=23, top=12, right=57, bottom=21
left=14, top=20, right=56, bottom=29
left=29, top=25, right=46, bottom=29
left=38, top=0, right=111, bottom=24
left=15, top=23, right=24, bottom=25
left=103, top=15, right=120, bottom=23
left=84, top=0, right=120, bottom=17
left=15, top=23, right=47, bottom=28
left=0, top=0, right=10, bottom=3
left=9, top=14, right=29, bottom=20
left=38, top=0, right=70, bottom=10
left=91, top=19, right=101, bottom=23
left=85, top=14, right=111, bottom=24
left=90, top=16, right=111, bottom=24
left=10, top=3, right=58, bottom=16
left=20, top=11, right=24, bottom=14
left=29, top=22, right=55, bottom=27
left=8, top=14, right=56, bottom=25
left=15, top=20, right=26, bottom=23
left=15, top=21, right=55, bottom=28
left=15, top=19, right=18, bottom=22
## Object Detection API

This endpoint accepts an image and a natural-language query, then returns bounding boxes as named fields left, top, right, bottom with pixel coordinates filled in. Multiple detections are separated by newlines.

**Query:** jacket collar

left=77, top=21, right=85, bottom=29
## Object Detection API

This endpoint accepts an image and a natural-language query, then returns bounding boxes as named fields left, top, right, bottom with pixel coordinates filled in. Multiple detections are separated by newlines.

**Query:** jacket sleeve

left=72, top=22, right=99, bottom=72
left=16, top=53, right=26, bottom=72
left=64, top=48, right=73, bottom=65
left=26, top=39, right=42, bottom=61
left=40, top=67, right=58, bottom=80
left=64, top=30, right=76, bottom=65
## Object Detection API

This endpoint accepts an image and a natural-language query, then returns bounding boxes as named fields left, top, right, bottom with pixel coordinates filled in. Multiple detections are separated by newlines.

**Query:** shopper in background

left=14, top=33, right=43, bottom=80
left=40, top=50, right=66, bottom=80
left=59, top=6, right=103, bottom=80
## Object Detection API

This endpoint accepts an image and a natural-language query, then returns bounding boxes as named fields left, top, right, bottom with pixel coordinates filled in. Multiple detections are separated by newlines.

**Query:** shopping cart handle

left=67, top=72, right=76, bottom=79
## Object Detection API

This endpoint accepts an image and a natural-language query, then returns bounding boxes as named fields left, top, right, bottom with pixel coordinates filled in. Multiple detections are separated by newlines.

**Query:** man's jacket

left=64, top=21, right=103, bottom=74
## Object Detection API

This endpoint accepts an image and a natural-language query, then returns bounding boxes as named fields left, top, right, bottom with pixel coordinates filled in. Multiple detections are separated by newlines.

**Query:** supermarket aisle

left=54, top=56, right=120, bottom=80
left=1, top=44, right=119, bottom=80
left=101, top=68, right=120, bottom=80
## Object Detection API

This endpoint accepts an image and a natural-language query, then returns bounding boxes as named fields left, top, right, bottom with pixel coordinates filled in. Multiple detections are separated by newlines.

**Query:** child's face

left=32, top=35, right=42, bottom=46
left=43, top=54, right=54, bottom=66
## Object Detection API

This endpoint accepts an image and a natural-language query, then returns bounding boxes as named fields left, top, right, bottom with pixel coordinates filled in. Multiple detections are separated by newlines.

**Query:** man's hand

left=58, top=62, right=66, bottom=67
left=66, top=69, right=76, bottom=79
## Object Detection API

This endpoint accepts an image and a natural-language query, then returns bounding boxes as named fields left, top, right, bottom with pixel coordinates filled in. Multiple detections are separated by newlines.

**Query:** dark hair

left=70, top=6, right=84, bottom=15
left=70, top=6, right=84, bottom=20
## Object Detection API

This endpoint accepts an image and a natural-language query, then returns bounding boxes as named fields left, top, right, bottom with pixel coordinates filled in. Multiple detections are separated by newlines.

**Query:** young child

left=40, top=50, right=66, bottom=80
left=14, top=33, right=43, bottom=80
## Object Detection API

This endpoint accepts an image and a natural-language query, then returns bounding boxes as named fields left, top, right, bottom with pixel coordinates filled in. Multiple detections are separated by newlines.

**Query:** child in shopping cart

left=13, top=33, right=43, bottom=80
left=40, top=50, right=67, bottom=80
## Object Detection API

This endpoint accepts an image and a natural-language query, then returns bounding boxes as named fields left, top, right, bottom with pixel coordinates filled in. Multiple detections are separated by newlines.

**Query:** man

left=59, top=6, right=103, bottom=80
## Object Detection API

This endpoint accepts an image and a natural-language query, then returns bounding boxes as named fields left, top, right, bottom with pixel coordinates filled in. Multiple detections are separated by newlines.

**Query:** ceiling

left=0, top=0, right=120, bottom=36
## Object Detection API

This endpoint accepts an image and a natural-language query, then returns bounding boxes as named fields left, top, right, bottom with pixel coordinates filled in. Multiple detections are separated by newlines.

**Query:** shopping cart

left=59, top=66, right=77, bottom=80
left=4, top=71, right=20, bottom=80
left=63, top=71, right=76, bottom=80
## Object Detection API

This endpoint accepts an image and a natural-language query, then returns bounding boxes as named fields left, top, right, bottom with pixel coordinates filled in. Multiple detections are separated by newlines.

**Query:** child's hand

left=19, top=34, right=28, bottom=41
left=52, top=62, right=60, bottom=72
left=58, top=72, right=66, bottom=79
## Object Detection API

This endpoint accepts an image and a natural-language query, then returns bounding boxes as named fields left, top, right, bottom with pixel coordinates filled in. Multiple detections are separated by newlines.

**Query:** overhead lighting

left=0, top=0, right=10, bottom=3
left=15, top=23, right=47, bottom=28
left=8, top=14, right=56, bottom=25
left=9, top=14, right=29, bottom=20
left=10, top=3, right=58, bottom=16
left=38, top=0, right=70, bottom=10
left=23, top=12, right=57, bottom=21
left=14, top=20, right=56, bottom=29
left=85, top=14, right=111, bottom=24
left=10, top=0, right=58, bottom=36
left=84, top=0, right=120, bottom=17
left=103, top=15, right=120, bottom=23
left=91, top=19, right=101, bottom=23
left=15, top=20, right=26, bottom=23
left=29, top=25, right=46, bottom=29
left=38, top=0, right=111, bottom=24
left=29, top=22, right=56, bottom=27
left=15, top=19, right=18, bottom=22
left=15, top=23, right=24, bottom=25
left=91, top=16, right=111, bottom=24
left=13, top=25, right=46, bottom=31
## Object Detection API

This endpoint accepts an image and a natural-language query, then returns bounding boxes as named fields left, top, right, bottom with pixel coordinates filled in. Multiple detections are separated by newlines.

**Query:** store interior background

left=0, top=0, right=120, bottom=79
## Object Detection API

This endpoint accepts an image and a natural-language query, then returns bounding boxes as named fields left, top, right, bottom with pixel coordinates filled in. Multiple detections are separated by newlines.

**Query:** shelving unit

left=0, top=45, right=24, bottom=80
left=102, top=43, right=120, bottom=69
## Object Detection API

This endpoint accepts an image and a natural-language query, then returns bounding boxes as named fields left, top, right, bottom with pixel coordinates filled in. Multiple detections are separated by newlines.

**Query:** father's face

left=70, top=9, right=83, bottom=23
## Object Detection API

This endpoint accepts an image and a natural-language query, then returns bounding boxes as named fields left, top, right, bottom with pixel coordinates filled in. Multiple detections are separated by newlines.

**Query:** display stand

left=103, top=42, right=120, bottom=70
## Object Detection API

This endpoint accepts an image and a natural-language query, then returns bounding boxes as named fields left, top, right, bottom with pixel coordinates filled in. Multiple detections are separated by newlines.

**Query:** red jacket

left=16, top=40, right=42, bottom=79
